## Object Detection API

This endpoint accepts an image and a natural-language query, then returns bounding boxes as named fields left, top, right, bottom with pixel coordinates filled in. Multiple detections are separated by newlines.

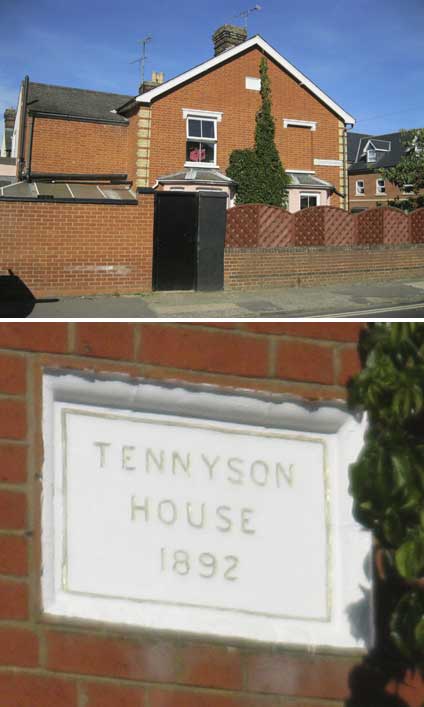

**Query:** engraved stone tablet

left=42, top=372, right=372, bottom=649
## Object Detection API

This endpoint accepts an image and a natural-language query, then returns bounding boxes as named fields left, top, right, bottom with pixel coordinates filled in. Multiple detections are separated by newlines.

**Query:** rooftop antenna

left=130, top=35, right=152, bottom=88
left=233, top=4, right=261, bottom=32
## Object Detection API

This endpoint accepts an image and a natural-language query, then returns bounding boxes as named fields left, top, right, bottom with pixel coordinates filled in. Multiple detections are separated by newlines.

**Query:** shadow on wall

left=346, top=548, right=416, bottom=707
left=0, top=270, right=58, bottom=317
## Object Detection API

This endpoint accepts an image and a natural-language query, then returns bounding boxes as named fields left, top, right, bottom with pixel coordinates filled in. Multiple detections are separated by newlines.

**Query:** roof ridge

left=29, top=81, right=132, bottom=99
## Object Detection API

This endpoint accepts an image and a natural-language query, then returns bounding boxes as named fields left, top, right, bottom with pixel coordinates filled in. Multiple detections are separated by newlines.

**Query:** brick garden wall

left=1, top=321, right=422, bottom=707
left=224, top=204, right=424, bottom=290
left=0, top=194, right=154, bottom=297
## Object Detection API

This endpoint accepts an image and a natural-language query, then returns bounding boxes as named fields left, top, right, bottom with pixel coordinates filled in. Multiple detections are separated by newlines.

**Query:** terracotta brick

left=0, top=443, right=27, bottom=483
left=338, top=346, right=361, bottom=385
left=0, top=626, right=38, bottom=666
left=149, top=687, right=273, bottom=707
left=243, top=323, right=364, bottom=342
left=0, top=399, right=26, bottom=440
left=75, top=323, right=135, bottom=360
left=180, top=643, right=243, bottom=690
left=46, top=632, right=179, bottom=683
left=83, top=682, right=145, bottom=707
left=0, top=353, right=26, bottom=394
left=0, top=534, right=28, bottom=575
left=0, top=578, right=28, bottom=619
left=139, top=325, right=268, bottom=377
left=0, top=672, right=77, bottom=707
left=275, top=339, right=334, bottom=384
left=246, top=653, right=357, bottom=699
left=0, top=323, right=68, bottom=353
left=0, top=489, right=26, bottom=529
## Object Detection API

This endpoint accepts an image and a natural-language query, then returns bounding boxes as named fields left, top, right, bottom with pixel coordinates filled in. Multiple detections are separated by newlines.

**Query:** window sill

left=184, top=162, right=219, bottom=169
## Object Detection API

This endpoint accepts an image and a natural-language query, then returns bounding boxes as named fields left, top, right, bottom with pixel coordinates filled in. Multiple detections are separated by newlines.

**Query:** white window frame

left=284, top=119, right=317, bottom=131
left=402, top=184, right=414, bottom=194
left=376, top=178, right=386, bottom=195
left=356, top=180, right=365, bottom=196
left=367, top=149, right=377, bottom=163
left=183, top=109, right=222, bottom=168
left=300, top=192, right=321, bottom=209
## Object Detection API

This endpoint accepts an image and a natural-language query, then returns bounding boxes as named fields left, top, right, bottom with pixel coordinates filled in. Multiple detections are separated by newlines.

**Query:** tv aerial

left=234, top=5, right=262, bottom=31
left=130, top=35, right=152, bottom=87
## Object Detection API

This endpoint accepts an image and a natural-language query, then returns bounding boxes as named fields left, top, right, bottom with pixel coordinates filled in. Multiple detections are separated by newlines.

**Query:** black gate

left=153, top=191, right=227, bottom=292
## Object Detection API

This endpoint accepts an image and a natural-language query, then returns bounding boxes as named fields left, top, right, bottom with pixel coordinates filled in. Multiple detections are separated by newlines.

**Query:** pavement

left=24, top=277, right=424, bottom=319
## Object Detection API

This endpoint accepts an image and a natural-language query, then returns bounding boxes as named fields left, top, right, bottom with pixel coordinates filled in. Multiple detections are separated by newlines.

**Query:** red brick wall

left=1, top=322, right=422, bottom=707
left=26, top=117, right=129, bottom=176
left=225, top=243, right=424, bottom=289
left=0, top=195, right=154, bottom=297
left=146, top=47, right=343, bottom=205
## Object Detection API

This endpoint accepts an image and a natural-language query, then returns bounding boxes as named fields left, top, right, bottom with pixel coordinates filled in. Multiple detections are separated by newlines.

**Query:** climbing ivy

left=348, top=323, right=424, bottom=665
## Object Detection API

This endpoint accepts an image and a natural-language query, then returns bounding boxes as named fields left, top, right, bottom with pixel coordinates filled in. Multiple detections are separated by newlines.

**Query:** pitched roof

left=156, top=167, right=235, bottom=185
left=348, top=130, right=411, bottom=173
left=287, top=172, right=334, bottom=189
left=136, top=35, right=355, bottom=125
left=27, top=82, right=132, bottom=124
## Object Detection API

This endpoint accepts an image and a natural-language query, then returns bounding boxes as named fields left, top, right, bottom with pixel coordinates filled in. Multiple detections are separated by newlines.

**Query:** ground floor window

left=300, top=192, right=320, bottom=209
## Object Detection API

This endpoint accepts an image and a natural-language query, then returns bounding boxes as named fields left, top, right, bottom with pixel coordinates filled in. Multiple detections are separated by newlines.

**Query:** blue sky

left=1, top=0, right=423, bottom=147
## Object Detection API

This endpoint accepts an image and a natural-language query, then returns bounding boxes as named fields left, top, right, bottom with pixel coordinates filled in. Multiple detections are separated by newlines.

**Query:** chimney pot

left=212, top=24, right=247, bottom=56
left=139, top=71, right=165, bottom=95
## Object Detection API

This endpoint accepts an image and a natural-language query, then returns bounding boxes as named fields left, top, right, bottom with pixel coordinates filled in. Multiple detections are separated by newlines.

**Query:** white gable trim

left=136, top=35, right=355, bottom=125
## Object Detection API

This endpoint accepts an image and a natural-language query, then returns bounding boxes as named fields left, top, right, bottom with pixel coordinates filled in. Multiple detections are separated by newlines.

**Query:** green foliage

left=388, top=195, right=424, bottom=213
left=227, top=57, right=291, bottom=207
left=226, top=148, right=258, bottom=204
left=381, top=129, right=424, bottom=195
left=348, top=323, right=424, bottom=665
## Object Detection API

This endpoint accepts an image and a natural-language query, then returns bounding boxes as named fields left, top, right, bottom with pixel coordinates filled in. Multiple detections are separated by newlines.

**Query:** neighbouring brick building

left=348, top=130, right=424, bottom=211
left=8, top=25, right=355, bottom=211
left=1, top=321, right=423, bottom=707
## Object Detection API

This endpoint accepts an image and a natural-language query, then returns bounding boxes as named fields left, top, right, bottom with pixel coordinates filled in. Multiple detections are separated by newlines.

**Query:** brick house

left=348, top=130, right=424, bottom=211
left=8, top=25, right=355, bottom=211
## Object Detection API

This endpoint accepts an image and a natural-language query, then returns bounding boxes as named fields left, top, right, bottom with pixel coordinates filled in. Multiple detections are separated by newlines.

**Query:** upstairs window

left=376, top=178, right=386, bottom=194
left=183, top=110, right=222, bottom=167
left=367, top=149, right=377, bottom=163
left=356, top=180, right=365, bottom=195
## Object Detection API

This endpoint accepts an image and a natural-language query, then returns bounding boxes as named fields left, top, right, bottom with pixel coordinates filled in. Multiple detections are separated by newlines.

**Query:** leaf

left=396, top=533, right=424, bottom=580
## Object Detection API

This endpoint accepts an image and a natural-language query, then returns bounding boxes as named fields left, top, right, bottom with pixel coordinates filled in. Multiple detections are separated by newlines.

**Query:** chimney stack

left=212, top=25, right=247, bottom=56
left=4, top=108, right=16, bottom=129
left=140, top=71, right=164, bottom=95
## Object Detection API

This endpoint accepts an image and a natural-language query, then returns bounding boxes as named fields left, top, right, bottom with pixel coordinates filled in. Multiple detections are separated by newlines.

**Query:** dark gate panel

left=153, top=192, right=198, bottom=291
left=197, top=191, right=227, bottom=291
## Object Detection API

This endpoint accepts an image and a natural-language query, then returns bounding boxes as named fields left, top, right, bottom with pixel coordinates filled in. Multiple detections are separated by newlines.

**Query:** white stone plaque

left=42, top=371, right=372, bottom=649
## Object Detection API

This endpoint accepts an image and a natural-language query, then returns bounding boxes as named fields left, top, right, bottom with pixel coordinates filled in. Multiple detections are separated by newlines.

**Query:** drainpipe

left=17, top=75, right=29, bottom=181
left=26, top=114, right=36, bottom=181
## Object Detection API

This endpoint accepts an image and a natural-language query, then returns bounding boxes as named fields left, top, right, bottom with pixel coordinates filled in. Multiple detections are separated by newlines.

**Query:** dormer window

left=367, top=149, right=377, bottom=163
left=183, top=109, right=222, bottom=167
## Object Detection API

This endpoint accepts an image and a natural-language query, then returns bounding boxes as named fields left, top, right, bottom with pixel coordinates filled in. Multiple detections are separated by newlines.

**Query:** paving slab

left=24, top=278, right=424, bottom=319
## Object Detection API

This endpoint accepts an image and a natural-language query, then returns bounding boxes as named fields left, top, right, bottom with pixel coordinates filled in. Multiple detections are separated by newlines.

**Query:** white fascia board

left=11, top=86, right=23, bottom=159
left=136, top=36, right=356, bottom=126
